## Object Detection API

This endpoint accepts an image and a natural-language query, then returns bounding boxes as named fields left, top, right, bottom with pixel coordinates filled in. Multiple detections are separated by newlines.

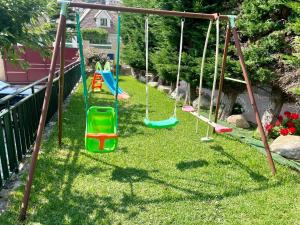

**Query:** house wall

left=85, top=33, right=118, bottom=60
left=95, top=11, right=111, bottom=28
left=3, top=47, right=78, bottom=84
left=0, top=55, right=5, bottom=81
left=108, top=33, right=117, bottom=52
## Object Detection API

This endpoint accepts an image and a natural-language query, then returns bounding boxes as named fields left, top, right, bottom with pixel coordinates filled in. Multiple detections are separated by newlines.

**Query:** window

left=100, top=0, right=106, bottom=4
left=100, top=18, right=108, bottom=27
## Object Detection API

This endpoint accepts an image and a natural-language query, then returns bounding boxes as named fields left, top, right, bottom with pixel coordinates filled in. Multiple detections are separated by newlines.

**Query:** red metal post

left=19, top=13, right=67, bottom=221
left=214, top=25, right=231, bottom=130
left=232, top=27, right=276, bottom=175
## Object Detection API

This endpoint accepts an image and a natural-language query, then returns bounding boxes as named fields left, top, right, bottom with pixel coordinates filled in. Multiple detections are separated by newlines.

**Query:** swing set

left=19, top=1, right=277, bottom=220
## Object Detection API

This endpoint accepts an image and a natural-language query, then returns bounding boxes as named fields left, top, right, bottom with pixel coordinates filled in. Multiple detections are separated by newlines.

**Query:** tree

left=48, top=0, right=76, bottom=41
left=234, top=0, right=300, bottom=126
left=0, top=0, right=53, bottom=63
left=122, top=0, right=239, bottom=96
left=121, top=0, right=299, bottom=123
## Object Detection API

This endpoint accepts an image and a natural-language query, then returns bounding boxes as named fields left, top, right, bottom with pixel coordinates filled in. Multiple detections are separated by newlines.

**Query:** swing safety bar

left=224, top=77, right=246, bottom=84
left=86, top=133, right=118, bottom=150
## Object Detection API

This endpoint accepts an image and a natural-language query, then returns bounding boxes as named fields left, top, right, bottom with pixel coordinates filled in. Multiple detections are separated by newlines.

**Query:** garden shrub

left=81, top=28, right=108, bottom=44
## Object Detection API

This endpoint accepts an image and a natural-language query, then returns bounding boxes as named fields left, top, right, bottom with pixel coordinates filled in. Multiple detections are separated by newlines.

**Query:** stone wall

left=129, top=66, right=299, bottom=124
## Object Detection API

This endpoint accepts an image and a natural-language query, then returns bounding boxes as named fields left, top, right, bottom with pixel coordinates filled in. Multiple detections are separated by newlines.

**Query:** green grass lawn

left=0, top=76, right=299, bottom=225
left=289, top=87, right=300, bottom=96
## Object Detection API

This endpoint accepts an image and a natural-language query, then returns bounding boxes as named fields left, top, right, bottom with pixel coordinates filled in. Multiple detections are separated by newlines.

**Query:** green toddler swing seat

left=85, top=106, right=118, bottom=153
left=76, top=12, right=121, bottom=153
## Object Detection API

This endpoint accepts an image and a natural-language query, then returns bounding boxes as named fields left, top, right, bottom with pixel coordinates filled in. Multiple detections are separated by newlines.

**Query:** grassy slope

left=0, top=76, right=299, bottom=225
left=289, top=87, right=300, bottom=96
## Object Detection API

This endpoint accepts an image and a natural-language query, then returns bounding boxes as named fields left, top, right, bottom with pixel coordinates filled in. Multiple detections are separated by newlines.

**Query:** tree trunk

left=190, top=85, right=197, bottom=102
left=218, top=91, right=239, bottom=120
left=171, top=82, right=176, bottom=92
left=261, top=88, right=284, bottom=129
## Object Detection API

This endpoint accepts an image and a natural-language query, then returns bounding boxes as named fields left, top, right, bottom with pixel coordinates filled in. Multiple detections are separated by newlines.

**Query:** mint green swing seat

left=143, top=17, right=183, bottom=130
left=144, top=117, right=179, bottom=129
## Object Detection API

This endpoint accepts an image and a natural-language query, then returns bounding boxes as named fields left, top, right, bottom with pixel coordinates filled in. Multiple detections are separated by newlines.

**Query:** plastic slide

left=96, top=70, right=129, bottom=99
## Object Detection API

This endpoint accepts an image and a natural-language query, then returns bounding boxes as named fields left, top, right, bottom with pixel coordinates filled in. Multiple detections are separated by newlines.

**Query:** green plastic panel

left=144, top=117, right=179, bottom=129
left=104, top=61, right=111, bottom=71
left=95, top=62, right=103, bottom=71
left=85, top=106, right=117, bottom=153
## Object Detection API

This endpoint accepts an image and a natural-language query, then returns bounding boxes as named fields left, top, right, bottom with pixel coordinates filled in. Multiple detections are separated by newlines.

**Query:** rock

left=227, top=114, right=250, bottom=128
left=170, top=88, right=186, bottom=100
left=139, top=76, right=146, bottom=83
left=148, top=82, right=158, bottom=88
left=121, top=65, right=131, bottom=75
left=192, top=94, right=212, bottom=109
left=157, top=85, right=171, bottom=94
left=131, top=68, right=138, bottom=77
left=270, top=135, right=300, bottom=160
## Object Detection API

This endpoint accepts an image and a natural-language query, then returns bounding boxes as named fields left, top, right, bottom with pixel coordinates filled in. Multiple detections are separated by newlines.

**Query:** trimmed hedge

left=81, top=28, right=108, bottom=44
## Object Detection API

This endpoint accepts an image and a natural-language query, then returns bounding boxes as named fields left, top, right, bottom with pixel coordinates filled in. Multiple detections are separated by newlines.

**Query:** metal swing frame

left=19, top=1, right=276, bottom=221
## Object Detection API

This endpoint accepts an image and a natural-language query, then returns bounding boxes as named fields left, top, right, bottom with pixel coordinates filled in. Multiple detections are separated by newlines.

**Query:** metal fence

left=0, top=62, right=81, bottom=189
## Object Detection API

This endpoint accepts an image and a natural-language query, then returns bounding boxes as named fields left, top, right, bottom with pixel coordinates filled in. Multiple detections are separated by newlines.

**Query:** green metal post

left=115, top=14, right=121, bottom=130
left=75, top=12, right=89, bottom=114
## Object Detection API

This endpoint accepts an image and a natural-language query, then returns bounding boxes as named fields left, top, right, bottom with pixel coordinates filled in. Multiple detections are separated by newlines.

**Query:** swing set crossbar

left=60, top=1, right=230, bottom=21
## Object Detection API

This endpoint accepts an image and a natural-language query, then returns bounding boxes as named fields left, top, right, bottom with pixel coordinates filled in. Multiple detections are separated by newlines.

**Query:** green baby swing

left=76, top=12, right=121, bottom=153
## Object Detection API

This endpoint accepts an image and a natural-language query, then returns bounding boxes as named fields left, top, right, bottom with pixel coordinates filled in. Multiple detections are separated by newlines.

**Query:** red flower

left=284, top=111, right=291, bottom=118
left=265, top=124, right=273, bottom=132
left=278, top=115, right=283, bottom=121
left=275, top=119, right=282, bottom=126
left=289, top=127, right=296, bottom=135
left=280, top=128, right=289, bottom=136
left=290, top=113, right=299, bottom=120
left=287, top=121, right=295, bottom=128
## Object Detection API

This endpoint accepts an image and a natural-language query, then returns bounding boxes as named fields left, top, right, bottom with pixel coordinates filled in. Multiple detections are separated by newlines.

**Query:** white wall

left=95, top=12, right=111, bottom=28
left=0, top=55, right=6, bottom=81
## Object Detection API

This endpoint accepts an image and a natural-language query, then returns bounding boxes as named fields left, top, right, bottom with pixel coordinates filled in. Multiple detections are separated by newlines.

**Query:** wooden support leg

left=58, top=24, right=66, bottom=146
left=19, top=14, right=67, bottom=221
left=232, top=27, right=276, bottom=175
left=214, top=25, right=231, bottom=133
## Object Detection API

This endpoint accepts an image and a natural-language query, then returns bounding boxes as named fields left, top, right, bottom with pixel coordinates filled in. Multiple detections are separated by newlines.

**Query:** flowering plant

left=265, top=111, right=300, bottom=138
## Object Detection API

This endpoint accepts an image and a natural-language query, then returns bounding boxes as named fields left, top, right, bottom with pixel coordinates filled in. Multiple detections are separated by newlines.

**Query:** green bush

left=81, top=28, right=108, bottom=44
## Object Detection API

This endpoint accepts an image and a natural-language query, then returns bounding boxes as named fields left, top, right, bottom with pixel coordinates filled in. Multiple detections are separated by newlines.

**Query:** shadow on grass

left=30, top=149, right=125, bottom=224
left=176, top=160, right=209, bottom=171
left=13, top=78, right=288, bottom=224
left=25, top=136, right=283, bottom=224
left=210, top=144, right=268, bottom=182
left=107, top=163, right=280, bottom=209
